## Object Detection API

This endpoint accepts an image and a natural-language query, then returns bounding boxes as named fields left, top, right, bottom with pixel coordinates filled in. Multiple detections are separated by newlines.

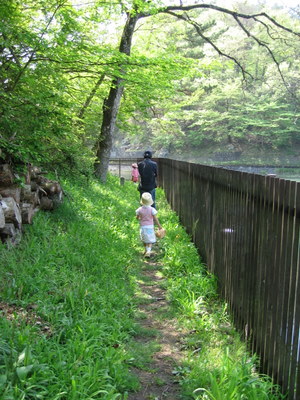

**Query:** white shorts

left=140, top=225, right=156, bottom=244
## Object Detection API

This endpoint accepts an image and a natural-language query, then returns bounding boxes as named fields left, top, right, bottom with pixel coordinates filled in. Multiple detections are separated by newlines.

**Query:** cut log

left=0, top=164, right=14, bottom=187
left=30, top=181, right=38, bottom=191
left=20, top=202, right=35, bottom=224
left=52, top=191, right=64, bottom=208
left=0, top=223, right=16, bottom=237
left=30, top=167, right=48, bottom=181
left=34, top=175, right=46, bottom=185
left=1, top=197, right=22, bottom=228
left=21, top=185, right=40, bottom=206
left=39, top=196, right=54, bottom=211
left=36, top=178, right=62, bottom=198
left=25, top=164, right=31, bottom=184
left=0, top=223, right=21, bottom=245
left=21, top=184, right=32, bottom=201
left=43, top=181, right=62, bottom=196
left=0, top=206, right=4, bottom=229
left=0, top=186, right=21, bottom=203
left=29, top=166, right=42, bottom=179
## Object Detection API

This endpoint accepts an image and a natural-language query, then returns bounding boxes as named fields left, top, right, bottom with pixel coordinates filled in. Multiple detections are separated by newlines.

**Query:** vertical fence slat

left=283, top=182, right=300, bottom=398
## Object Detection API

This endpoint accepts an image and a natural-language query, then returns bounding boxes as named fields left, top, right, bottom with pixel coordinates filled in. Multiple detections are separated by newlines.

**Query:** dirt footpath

left=128, top=257, right=187, bottom=400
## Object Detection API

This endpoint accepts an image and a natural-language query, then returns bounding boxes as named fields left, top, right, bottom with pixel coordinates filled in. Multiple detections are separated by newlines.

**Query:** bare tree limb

left=164, top=10, right=252, bottom=81
left=233, top=15, right=287, bottom=85
left=1, top=34, right=22, bottom=68
left=77, top=73, right=105, bottom=119
left=156, top=3, right=300, bottom=85
left=162, top=4, right=300, bottom=38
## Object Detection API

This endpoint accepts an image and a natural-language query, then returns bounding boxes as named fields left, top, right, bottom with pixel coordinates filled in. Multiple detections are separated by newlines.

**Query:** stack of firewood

left=0, top=163, right=63, bottom=244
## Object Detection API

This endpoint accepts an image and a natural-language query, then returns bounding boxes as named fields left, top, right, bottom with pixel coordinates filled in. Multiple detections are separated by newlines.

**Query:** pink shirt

left=136, top=205, right=157, bottom=226
left=132, top=168, right=139, bottom=180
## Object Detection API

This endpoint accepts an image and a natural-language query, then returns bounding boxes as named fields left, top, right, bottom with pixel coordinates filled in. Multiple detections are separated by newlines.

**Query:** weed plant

left=0, top=175, right=142, bottom=399
left=0, top=175, right=285, bottom=399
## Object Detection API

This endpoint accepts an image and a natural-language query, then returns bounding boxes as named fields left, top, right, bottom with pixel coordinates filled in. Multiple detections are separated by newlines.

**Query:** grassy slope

left=0, top=175, right=284, bottom=399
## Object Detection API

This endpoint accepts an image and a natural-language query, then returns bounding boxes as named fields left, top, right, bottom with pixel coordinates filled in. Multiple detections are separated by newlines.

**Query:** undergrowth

left=0, top=174, right=285, bottom=399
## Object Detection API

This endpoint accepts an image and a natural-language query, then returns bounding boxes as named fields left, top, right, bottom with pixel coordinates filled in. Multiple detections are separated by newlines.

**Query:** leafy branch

left=164, top=10, right=252, bottom=80
left=157, top=3, right=300, bottom=82
left=9, top=1, right=66, bottom=92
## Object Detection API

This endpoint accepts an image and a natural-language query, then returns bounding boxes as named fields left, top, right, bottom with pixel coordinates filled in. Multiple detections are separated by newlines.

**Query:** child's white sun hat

left=141, top=192, right=153, bottom=206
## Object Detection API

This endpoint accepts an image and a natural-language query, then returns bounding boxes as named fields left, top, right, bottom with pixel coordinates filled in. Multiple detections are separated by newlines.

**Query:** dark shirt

left=138, top=158, right=158, bottom=191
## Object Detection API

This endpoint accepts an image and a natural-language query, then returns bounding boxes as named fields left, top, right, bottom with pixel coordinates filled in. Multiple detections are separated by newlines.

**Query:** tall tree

left=94, top=10, right=140, bottom=181
left=0, top=0, right=114, bottom=171
left=130, top=4, right=300, bottom=160
left=94, top=0, right=300, bottom=182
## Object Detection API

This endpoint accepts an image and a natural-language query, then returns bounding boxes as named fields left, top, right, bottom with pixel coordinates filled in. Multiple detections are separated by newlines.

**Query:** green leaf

left=16, top=365, right=34, bottom=380
left=0, top=374, right=7, bottom=386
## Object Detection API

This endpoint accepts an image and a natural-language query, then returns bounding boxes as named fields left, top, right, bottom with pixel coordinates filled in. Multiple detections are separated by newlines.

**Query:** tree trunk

left=94, top=86, right=124, bottom=182
left=94, top=12, right=139, bottom=183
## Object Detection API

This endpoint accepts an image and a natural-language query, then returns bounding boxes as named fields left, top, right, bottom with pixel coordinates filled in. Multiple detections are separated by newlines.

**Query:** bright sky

left=215, top=0, right=300, bottom=7
left=257, top=0, right=299, bottom=7
left=167, top=0, right=300, bottom=10
left=267, top=0, right=299, bottom=6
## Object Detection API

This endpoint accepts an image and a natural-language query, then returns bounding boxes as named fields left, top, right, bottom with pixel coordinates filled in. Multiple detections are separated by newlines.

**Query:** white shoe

left=145, top=251, right=151, bottom=258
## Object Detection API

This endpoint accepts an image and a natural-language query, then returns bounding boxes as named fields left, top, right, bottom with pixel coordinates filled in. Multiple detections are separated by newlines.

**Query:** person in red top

left=131, top=163, right=139, bottom=183
left=136, top=192, right=162, bottom=257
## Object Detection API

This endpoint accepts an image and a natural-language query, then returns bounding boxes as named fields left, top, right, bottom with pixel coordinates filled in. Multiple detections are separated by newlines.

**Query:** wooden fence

left=157, top=158, right=300, bottom=400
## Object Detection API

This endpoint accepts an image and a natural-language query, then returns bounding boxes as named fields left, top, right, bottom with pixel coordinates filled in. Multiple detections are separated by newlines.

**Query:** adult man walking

left=138, top=150, right=158, bottom=208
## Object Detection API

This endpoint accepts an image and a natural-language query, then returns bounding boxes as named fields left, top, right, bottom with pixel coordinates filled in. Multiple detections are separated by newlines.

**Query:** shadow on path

left=128, top=255, right=187, bottom=400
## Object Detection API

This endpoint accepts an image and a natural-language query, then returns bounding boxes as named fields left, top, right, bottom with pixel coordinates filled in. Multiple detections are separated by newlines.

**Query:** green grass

left=0, top=174, right=285, bottom=399
left=0, top=175, right=142, bottom=399
left=126, top=340, right=161, bottom=371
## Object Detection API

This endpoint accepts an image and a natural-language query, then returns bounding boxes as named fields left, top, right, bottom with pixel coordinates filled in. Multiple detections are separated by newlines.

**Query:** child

left=131, top=163, right=139, bottom=183
left=136, top=192, right=162, bottom=257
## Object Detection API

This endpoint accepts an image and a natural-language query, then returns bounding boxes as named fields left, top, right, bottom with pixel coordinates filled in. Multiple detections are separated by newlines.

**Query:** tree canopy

left=1, top=0, right=299, bottom=179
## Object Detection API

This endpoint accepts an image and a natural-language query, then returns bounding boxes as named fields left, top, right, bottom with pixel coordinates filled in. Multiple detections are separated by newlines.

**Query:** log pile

left=0, top=163, right=63, bottom=244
